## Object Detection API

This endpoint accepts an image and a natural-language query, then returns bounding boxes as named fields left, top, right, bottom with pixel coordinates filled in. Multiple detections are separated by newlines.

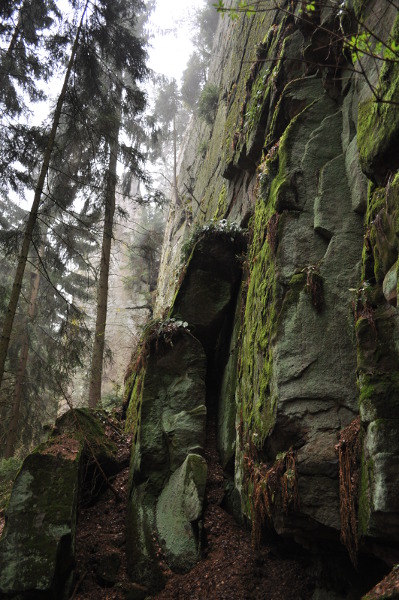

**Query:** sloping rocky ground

left=1, top=408, right=396, bottom=599
left=72, top=415, right=314, bottom=600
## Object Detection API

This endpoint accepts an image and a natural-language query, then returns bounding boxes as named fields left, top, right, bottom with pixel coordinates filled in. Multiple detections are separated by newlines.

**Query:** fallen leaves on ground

left=72, top=414, right=314, bottom=599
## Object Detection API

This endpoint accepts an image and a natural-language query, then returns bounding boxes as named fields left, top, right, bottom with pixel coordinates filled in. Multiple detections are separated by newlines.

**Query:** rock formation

left=2, top=1, right=399, bottom=598
left=128, top=0, right=399, bottom=596
left=0, top=409, right=118, bottom=599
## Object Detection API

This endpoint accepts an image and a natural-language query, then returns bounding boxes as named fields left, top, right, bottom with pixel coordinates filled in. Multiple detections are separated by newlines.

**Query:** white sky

left=147, top=0, right=205, bottom=83
left=12, top=0, right=207, bottom=208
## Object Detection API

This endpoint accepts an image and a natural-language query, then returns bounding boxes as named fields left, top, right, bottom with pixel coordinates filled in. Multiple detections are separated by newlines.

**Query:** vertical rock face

left=146, top=0, right=399, bottom=588
left=124, top=231, right=245, bottom=591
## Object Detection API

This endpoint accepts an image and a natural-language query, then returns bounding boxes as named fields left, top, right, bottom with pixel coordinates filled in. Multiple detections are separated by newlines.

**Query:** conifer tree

left=153, top=78, right=188, bottom=205
left=0, top=0, right=90, bottom=391
left=0, top=0, right=150, bottom=423
left=84, top=0, right=149, bottom=407
left=0, top=0, right=61, bottom=113
left=4, top=246, right=43, bottom=458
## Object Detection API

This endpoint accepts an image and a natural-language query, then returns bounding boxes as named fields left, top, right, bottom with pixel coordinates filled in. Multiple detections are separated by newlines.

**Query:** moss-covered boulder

left=0, top=444, right=80, bottom=599
left=125, top=329, right=207, bottom=592
left=0, top=409, right=117, bottom=599
left=156, top=453, right=207, bottom=572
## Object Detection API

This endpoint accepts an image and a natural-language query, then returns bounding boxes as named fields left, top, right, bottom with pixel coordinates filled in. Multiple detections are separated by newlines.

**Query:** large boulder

left=0, top=409, right=117, bottom=599
left=156, top=453, right=207, bottom=572
left=125, top=329, right=207, bottom=592
left=0, top=448, right=80, bottom=599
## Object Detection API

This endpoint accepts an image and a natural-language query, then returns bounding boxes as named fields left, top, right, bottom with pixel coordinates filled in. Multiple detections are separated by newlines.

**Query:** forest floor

left=71, top=414, right=315, bottom=600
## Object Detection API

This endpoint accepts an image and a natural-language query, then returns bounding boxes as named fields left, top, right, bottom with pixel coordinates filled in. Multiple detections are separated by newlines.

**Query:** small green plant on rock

left=123, top=317, right=190, bottom=422
left=130, top=317, right=190, bottom=372
left=198, top=83, right=220, bottom=125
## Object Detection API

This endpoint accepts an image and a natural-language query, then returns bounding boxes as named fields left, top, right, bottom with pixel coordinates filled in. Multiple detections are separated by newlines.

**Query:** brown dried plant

left=335, top=416, right=362, bottom=567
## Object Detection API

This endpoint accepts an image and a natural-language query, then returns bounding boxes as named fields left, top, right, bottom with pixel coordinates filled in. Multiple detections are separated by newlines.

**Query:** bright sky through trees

left=147, top=0, right=205, bottom=82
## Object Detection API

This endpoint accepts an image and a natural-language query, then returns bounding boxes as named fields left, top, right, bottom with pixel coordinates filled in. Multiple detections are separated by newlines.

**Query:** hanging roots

left=305, top=264, right=323, bottom=312
left=266, top=212, right=280, bottom=255
left=335, top=416, right=362, bottom=567
left=244, top=446, right=300, bottom=549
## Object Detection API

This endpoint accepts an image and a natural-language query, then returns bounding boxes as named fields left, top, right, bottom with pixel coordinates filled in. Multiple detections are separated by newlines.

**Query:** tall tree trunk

left=0, top=1, right=89, bottom=390
left=5, top=249, right=42, bottom=458
left=173, top=114, right=179, bottom=205
left=88, top=108, right=121, bottom=409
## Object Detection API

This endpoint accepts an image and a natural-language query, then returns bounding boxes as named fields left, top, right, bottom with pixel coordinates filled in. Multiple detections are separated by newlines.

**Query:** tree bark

left=5, top=249, right=42, bottom=458
left=88, top=101, right=121, bottom=408
left=0, top=0, right=89, bottom=390
left=172, top=114, right=179, bottom=205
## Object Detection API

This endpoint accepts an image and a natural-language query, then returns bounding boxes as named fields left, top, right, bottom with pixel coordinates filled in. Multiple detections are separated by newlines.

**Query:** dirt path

left=72, top=416, right=314, bottom=599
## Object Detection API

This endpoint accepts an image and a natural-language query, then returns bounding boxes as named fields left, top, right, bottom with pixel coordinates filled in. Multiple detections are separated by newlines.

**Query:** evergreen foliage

left=0, top=0, right=153, bottom=454
left=198, top=83, right=220, bottom=125
left=181, top=0, right=219, bottom=110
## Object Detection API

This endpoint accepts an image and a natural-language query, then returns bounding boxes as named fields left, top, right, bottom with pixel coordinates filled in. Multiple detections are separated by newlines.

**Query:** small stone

left=383, top=261, right=398, bottom=306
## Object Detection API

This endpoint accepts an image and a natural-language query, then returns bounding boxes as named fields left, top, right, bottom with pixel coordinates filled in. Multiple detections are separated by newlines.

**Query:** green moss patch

left=357, top=16, right=399, bottom=183
left=0, top=457, right=22, bottom=515
left=237, top=196, right=278, bottom=450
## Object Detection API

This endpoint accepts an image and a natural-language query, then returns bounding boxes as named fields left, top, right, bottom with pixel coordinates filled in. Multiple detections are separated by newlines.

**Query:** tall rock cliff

left=125, top=0, right=399, bottom=596
left=2, top=1, right=399, bottom=598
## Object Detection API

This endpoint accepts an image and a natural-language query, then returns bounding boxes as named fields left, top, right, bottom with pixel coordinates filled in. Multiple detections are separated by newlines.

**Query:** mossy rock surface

left=55, top=408, right=118, bottom=475
left=0, top=409, right=118, bottom=599
left=126, top=332, right=207, bottom=592
left=156, top=453, right=207, bottom=572
left=357, top=16, right=399, bottom=184
left=0, top=450, right=80, bottom=599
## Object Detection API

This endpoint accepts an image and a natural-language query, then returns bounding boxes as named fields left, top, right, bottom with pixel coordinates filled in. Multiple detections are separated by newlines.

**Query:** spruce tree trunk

left=173, top=114, right=179, bottom=205
left=0, top=1, right=89, bottom=390
left=5, top=251, right=42, bottom=458
left=88, top=110, right=120, bottom=409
